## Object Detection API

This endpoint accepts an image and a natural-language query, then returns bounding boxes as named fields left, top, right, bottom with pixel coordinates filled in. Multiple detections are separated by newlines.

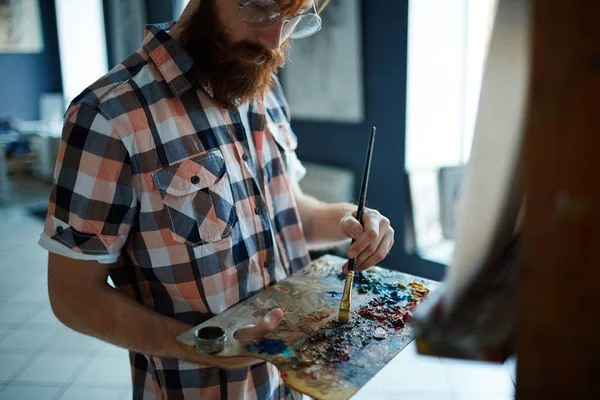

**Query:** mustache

left=224, top=40, right=280, bottom=64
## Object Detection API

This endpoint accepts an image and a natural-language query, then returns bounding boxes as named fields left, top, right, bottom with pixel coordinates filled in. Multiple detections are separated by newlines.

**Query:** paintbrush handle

left=347, top=259, right=357, bottom=272
left=347, top=244, right=357, bottom=272
left=356, top=127, right=376, bottom=214
left=347, top=127, right=377, bottom=272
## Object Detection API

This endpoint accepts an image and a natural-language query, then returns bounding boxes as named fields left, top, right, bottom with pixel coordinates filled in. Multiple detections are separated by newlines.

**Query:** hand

left=339, top=208, right=395, bottom=272
left=177, top=309, right=284, bottom=370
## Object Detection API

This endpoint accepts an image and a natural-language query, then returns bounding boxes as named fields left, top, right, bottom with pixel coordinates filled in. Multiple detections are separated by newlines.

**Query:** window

left=175, top=0, right=190, bottom=19
left=405, top=0, right=496, bottom=263
left=55, top=0, right=109, bottom=107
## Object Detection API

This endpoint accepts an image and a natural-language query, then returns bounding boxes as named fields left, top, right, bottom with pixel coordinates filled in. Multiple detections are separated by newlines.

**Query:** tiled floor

left=0, top=178, right=516, bottom=399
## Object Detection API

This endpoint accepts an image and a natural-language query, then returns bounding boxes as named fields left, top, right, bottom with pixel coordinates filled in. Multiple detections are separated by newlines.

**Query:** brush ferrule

left=339, top=270, right=355, bottom=311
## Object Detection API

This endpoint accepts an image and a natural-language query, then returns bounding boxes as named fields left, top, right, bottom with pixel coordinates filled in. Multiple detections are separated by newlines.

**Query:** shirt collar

left=142, top=23, right=212, bottom=97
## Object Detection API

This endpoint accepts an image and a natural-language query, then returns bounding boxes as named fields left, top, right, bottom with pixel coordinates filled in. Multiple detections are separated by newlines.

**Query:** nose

left=256, top=20, right=285, bottom=51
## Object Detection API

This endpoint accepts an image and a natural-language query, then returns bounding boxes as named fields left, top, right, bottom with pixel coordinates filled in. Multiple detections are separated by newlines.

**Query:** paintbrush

left=338, top=126, right=377, bottom=323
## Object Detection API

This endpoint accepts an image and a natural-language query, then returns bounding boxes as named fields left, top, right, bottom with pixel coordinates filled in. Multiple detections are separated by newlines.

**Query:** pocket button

left=191, top=175, right=200, bottom=184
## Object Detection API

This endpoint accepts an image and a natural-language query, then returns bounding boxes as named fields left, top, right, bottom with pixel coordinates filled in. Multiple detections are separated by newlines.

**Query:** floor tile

left=442, top=358, right=515, bottom=396
left=14, top=353, right=89, bottom=384
left=12, top=285, right=51, bottom=303
left=0, top=263, right=38, bottom=277
left=97, top=343, right=129, bottom=359
left=376, top=342, right=451, bottom=395
left=0, top=302, right=41, bottom=325
left=0, top=284, right=26, bottom=302
left=120, top=388, right=133, bottom=400
left=0, top=328, right=56, bottom=352
left=0, top=354, right=32, bottom=382
left=59, top=386, right=124, bottom=400
left=72, top=354, right=131, bottom=388
left=0, top=252, right=48, bottom=270
left=47, top=329, right=106, bottom=354
left=0, top=383, right=62, bottom=400
left=23, top=303, right=63, bottom=329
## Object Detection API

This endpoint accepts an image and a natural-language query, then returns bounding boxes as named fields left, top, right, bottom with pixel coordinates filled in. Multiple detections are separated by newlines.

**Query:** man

left=40, top=0, right=395, bottom=398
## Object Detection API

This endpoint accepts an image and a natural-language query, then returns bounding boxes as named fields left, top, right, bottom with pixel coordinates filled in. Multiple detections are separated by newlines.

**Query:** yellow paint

left=283, top=370, right=357, bottom=400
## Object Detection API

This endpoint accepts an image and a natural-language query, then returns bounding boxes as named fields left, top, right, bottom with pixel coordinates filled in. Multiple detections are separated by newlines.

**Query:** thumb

left=233, top=308, right=284, bottom=342
left=340, top=214, right=364, bottom=240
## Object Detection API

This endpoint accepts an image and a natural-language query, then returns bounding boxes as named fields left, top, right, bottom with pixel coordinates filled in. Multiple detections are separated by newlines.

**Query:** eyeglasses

left=237, top=0, right=322, bottom=40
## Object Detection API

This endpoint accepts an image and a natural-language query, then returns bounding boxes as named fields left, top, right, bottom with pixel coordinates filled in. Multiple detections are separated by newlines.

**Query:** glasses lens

left=284, top=13, right=322, bottom=39
left=238, top=1, right=280, bottom=27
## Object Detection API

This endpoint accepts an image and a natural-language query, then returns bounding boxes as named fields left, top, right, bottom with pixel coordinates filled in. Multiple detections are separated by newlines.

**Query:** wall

left=145, top=0, right=175, bottom=23
left=290, top=0, right=443, bottom=279
left=0, top=0, right=62, bottom=121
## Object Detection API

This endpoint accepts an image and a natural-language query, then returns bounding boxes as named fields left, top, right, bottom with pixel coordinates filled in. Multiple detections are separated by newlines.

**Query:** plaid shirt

left=40, top=23, right=310, bottom=400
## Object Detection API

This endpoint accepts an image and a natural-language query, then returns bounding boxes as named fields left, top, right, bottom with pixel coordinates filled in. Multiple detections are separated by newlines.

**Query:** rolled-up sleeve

left=39, top=103, right=137, bottom=263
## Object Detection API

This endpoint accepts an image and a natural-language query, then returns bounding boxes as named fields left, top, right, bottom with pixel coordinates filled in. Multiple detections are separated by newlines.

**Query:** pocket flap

left=153, top=150, right=226, bottom=196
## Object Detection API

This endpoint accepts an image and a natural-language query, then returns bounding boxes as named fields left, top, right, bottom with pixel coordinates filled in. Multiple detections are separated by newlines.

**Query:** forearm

left=296, top=190, right=357, bottom=249
left=51, top=279, right=214, bottom=365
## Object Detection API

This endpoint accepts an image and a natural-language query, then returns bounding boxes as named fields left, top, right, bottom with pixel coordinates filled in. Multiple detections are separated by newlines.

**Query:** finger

left=347, top=211, right=380, bottom=259
left=233, top=308, right=284, bottom=342
left=356, top=231, right=394, bottom=271
left=339, top=214, right=364, bottom=240
left=355, top=231, right=383, bottom=267
left=356, top=216, right=392, bottom=265
left=341, top=261, right=348, bottom=274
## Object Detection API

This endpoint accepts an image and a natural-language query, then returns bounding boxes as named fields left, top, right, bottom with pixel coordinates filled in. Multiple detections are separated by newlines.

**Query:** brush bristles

left=338, top=271, right=354, bottom=324
left=338, top=308, right=350, bottom=323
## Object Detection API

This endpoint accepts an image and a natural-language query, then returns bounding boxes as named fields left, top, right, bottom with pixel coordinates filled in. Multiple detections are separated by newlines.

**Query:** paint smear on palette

left=243, top=275, right=432, bottom=396
left=357, top=299, right=411, bottom=329
left=338, top=271, right=415, bottom=304
left=245, top=339, right=288, bottom=355
left=292, top=279, right=430, bottom=366
left=294, top=318, right=386, bottom=365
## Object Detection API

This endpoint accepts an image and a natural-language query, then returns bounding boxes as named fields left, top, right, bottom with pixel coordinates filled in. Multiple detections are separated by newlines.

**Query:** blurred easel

left=518, top=0, right=600, bottom=398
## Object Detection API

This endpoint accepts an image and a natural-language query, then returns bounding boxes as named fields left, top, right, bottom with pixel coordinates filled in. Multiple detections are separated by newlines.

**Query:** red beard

left=178, top=0, right=290, bottom=108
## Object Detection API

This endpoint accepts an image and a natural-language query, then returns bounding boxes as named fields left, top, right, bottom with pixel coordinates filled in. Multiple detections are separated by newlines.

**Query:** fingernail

left=353, top=229, right=363, bottom=239
left=348, top=250, right=357, bottom=259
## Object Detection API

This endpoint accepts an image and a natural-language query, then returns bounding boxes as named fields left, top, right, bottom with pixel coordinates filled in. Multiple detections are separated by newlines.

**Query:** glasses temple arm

left=317, top=0, right=331, bottom=14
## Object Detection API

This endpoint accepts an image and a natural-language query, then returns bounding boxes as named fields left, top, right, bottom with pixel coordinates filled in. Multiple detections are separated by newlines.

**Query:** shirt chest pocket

left=152, top=150, right=237, bottom=246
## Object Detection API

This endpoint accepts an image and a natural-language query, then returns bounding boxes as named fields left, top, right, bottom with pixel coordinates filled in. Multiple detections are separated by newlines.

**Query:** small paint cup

left=194, top=326, right=226, bottom=354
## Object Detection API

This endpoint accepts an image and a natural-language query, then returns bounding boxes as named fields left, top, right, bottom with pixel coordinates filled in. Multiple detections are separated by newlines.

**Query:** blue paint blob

left=326, top=291, right=342, bottom=298
left=338, top=271, right=413, bottom=304
left=245, top=339, right=288, bottom=355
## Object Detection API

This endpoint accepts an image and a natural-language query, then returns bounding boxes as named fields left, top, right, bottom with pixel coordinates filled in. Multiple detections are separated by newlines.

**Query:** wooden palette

left=177, top=255, right=438, bottom=399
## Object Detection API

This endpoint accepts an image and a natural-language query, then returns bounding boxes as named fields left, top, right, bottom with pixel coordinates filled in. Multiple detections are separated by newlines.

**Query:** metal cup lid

left=194, top=326, right=226, bottom=354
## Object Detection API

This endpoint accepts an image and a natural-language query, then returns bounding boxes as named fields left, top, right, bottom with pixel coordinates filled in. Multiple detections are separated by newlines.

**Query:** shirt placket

left=228, top=105, right=275, bottom=288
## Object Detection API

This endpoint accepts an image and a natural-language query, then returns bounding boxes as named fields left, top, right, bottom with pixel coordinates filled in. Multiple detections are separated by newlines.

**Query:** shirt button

left=263, top=261, right=270, bottom=268
left=242, top=153, right=249, bottom=162
left=191, top=175, right=200, bottom=184
left=255, top=207, right=262, bottom=215
left=55, top=226, right=64, bottom=235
